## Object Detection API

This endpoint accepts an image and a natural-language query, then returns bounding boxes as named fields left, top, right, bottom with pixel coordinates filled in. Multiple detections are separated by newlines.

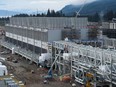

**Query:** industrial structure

left=1, top=17, right=116, bottom=87
left=103, top=37, right=116, bottom=49
left=1, top=17, right=88, bottom=63
left=53, top=40, right=116, bottom=86
left=101, top=20, right=116, bottom=38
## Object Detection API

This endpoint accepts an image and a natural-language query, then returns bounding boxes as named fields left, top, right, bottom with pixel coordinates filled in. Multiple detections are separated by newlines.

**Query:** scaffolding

left=53, top=41, right=116, bottom=86
left=103, top=37, right=116, bottom=49
left=62, top=28, right=80, bottom=40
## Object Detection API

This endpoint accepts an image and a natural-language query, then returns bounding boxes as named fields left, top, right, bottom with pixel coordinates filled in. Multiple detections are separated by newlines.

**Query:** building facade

left=3, top=17, right=88, bottom=63
left=5, top=17, right=88, bottom=46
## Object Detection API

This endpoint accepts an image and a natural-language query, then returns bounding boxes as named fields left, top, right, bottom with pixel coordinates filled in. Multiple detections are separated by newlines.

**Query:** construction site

left=0, top=16, right=116, bottom=87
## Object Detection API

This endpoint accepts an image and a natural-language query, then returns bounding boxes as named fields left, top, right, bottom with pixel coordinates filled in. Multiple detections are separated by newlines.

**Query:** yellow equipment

left=86, top=81, right=91, bottom=87
left=85, top=72, right=94, bottom=87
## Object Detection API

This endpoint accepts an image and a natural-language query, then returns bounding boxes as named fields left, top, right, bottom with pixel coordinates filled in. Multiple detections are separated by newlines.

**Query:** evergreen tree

left=32, top=14, right=36, bottom=17
left=107, top=10, right=114, bottom=21
left=114, top=12, right=116, bottom=18
left=93, top=12, right=100, bottom=22
left=88, top=13, right=100, bottom=22
left=56, top=12, right=61, bottom=17
left=47, top=9, right=51, bottom=17
left=60, top=11, right=63, bottom=17
left=37, top=14, right=41, bottom=17
left=51, top=10, right=56, bottom=17
left=13, top=14, right=29, bottom=17
left=104, top=10, right=114, bottom=21
left=41, top=13, right=46, bottom=17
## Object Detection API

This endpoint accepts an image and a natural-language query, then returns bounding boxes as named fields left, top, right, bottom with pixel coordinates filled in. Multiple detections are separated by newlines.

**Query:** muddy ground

left=0, top=46, right=77, bottom=87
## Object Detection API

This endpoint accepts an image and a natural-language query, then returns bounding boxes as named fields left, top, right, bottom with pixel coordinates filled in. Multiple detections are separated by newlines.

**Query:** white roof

left=0, top=65, right=7, bottom=68
left=0, top=62, right=2, bottom=65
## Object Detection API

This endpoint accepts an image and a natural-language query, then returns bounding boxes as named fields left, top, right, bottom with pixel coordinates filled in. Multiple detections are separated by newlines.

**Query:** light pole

left=110, top=54, right=113, bottom=87
left=40, top=27, right=42, bottom=56
left=32, top=26, right=36, bottom=62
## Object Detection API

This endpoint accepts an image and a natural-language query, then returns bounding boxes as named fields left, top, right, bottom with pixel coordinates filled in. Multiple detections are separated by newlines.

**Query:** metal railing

left=0, top=40, right=39, bottom=64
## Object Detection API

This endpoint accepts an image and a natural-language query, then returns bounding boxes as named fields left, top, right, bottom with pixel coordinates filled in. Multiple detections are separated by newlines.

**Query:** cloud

left=0, top=0, right=96, bottom=11
left=0, top=4, right=6, bottom=5
left=30, top=0, right=58, bottom=4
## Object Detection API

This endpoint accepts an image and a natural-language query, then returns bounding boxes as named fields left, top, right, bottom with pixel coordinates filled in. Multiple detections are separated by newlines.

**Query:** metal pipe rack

left=0, top=40, right=39, bottom=64
left=53, top=41, right=116, bottom=86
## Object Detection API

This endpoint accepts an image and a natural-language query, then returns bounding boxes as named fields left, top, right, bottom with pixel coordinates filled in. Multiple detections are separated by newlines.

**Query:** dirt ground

left=0, top=46, right=76, bottom=87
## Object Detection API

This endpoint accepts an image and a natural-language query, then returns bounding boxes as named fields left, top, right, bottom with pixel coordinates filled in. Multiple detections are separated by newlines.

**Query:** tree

left=12, top=9, right=67, bottom=17
left=104, top=10, right=114, bottom=21
left=0, top=17, right=9, bottom=26
left=41, top=13, right=46, bottom=17
left=51, top=10, right=56, bottom=17
left=37, top=14, right=41, bottom=17
left=88, top=12, right=100, bottom=22
left=114, top=12, right=116, bottom=18
left=88, top=27, right=98, bottom=40
left=47, top=9, right=51, bottom=17
left=56, top=12, right=61, bottom=17
left=94, top=12, right=100, bottom=22
left=13, top=14, right=29, bottom=17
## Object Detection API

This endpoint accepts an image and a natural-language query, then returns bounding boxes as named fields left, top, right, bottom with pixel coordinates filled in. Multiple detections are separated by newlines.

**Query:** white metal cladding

left=53, top=41, right=116, bottom=84
left=5, top=24, right=62, bottom=42
left=5, top=25, right=49, bottom=42
left=6, top=32, right=48, bottom=49
left=103, top=37, right=116, bottom=49
left=80, top=28, right=88, bottom=40
left=48, top=30, right=61, bottom=42
left=9, top=17, right=88, bottom=30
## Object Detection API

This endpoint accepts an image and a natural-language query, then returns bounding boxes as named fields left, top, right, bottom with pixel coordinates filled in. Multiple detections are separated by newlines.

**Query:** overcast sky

left=0, top=0, right=96, bottom=12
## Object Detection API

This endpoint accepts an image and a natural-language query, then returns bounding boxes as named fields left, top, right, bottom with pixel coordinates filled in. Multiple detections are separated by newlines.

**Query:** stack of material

left=4, top=78, right=19, bottom=87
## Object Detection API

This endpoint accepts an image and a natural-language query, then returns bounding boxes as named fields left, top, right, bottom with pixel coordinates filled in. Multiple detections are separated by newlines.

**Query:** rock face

left=61, top=0, right=116, bottom=16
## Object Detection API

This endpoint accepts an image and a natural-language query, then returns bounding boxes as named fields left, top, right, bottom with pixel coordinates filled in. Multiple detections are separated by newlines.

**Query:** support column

left=94, top=49, right=97, bottom=87
left=110, top=84, right=112, bottom=87
left=71, top=47, right=73, bottom=78
left=110, top=54, right=113, bottom=87
left=55, top=48, right=57, bottom=71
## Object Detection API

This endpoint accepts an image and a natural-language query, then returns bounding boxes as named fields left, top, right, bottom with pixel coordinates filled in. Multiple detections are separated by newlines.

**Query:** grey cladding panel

left=9, top=17, right=88, bottom=30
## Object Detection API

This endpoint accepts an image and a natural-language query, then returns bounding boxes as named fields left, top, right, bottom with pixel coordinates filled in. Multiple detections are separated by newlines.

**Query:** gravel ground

left=0, top=46, right=77, bottom=87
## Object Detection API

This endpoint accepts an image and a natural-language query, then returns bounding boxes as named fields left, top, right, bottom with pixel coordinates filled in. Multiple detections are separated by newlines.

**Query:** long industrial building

left=1, top=17, right=88, bottom=63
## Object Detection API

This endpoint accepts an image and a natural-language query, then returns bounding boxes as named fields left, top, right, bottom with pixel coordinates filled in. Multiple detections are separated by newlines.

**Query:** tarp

left=39, top=53, right=52, bottom=63
left=0, top=62, right=2, bottom=65
left=0, top=65, right=8, bottom=76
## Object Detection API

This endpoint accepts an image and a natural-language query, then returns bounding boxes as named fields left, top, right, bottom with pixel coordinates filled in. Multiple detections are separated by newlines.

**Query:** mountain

left=61, top=0, right=116, bottom=16
left=0, top=10, right=46, bottom=17
left=0, top=10, right=20, bottom=17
